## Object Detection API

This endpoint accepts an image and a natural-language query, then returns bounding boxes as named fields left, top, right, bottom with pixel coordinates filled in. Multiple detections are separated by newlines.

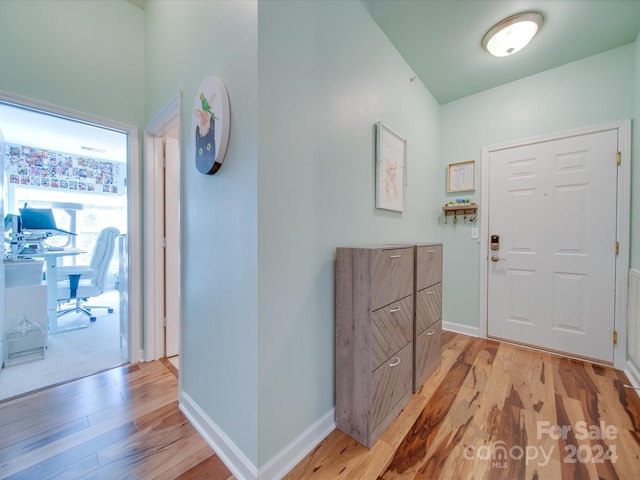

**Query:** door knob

left=491, top=255, right=506, bottom=262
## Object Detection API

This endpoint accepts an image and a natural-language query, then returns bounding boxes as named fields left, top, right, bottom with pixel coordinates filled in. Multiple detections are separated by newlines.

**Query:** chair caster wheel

left=90, top=317, right=97, bottom=322
left=108, top=308, right=114, bottom=314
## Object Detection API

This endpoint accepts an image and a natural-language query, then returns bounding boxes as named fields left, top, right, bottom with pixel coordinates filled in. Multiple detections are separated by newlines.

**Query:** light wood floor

left=286, top=332, right=640, bottom=480
left=1, top=332, right=639, bottom=479
left=0, top=359, right=233, bottom=480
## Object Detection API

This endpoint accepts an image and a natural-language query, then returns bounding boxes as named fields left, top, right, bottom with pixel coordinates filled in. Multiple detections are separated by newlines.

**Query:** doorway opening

left=144, top=93, right=181, bottom=370
left=0, top=95, right=140, bottom=401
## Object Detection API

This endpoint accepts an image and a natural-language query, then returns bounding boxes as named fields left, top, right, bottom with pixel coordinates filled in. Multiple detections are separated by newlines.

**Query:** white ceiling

left=372, top=0, right=640, bottom=104
left=0, top=102, right=127, bottom=163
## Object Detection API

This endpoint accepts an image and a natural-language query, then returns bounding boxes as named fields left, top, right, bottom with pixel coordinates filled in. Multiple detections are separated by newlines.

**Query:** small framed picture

left=376, top=122, right=407, bottom=212
left=448, top=160, right=475, bottom=192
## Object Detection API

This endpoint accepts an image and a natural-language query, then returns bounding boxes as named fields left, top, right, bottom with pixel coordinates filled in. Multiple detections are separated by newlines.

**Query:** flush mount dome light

left=482, top=12, right=543, bottom=57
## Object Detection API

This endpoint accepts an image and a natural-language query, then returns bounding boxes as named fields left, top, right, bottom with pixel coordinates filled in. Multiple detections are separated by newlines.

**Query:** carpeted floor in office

left=0, top=290, right=127, bottom=401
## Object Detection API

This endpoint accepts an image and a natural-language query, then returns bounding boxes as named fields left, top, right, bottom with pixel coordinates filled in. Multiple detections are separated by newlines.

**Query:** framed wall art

left=192, top=77, right=230, bottom=175
left=448, top=160, right=475, bottom=192
left=376, top=122, right=407, bottom=212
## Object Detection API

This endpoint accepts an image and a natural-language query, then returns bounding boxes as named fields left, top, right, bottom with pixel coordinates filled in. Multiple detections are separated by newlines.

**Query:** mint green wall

left=0, top=0, right=145, bottom=128
left=257, top=0, right=439, bottom=466
left=440, top=45, right=635, bottom=329
left=144, top=0, right=259, bottom=465
left=632, top=33, right=640, bottom=270
left=3, top=0, right=638, bottom=474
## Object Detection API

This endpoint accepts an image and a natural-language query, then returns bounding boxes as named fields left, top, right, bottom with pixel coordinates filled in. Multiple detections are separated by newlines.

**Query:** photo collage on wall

left=4, top=144, right=124, bottom=194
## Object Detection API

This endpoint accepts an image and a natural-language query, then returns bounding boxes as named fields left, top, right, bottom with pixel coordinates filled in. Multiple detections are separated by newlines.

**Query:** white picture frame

left=376, top=122, right=407, bottom=212
left=448, top=160, right=475, bottom=192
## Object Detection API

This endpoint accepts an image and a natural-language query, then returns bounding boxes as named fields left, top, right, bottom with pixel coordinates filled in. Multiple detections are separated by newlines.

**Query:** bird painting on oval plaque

left=193, top=77, right=230, bottom=174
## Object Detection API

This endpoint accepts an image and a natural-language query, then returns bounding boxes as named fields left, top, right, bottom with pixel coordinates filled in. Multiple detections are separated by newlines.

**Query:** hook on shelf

left=442, top=202, right=478, bottom=224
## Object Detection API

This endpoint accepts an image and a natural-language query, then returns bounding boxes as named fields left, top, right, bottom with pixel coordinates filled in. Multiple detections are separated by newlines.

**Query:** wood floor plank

left=173, top=452, right=236, bottom=480
left=284, top=429, right=371, bottom=479
left=449, top=343, right=514, bottom=479
left=4, top=421, right=139, bottom=480
left=380, top=344, right=476, bottom=477
left=0, top=361, right=232, bottom=480
left=289, top=334, right=640, bottom=480
left=3, top=334, right=639, bottom=480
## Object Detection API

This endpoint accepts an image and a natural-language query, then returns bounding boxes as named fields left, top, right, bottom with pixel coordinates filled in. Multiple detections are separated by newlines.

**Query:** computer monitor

left=18, top=208, right=76, bottom=236
left=4, top=213, right=21, bottom=233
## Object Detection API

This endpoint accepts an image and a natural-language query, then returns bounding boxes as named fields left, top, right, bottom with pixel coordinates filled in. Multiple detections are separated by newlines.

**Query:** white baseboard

left=443, top=321, right=481, bottom=338
left=179, top=390, right=335, bottom=480
left=179, top=390, right=258, bottom=480
left=625, top=360, right=640, bottom=400
left=258, top=408, right=335, bottom=479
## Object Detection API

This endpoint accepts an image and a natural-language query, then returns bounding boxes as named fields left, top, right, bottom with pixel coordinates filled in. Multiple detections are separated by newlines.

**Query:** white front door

left=487, top=129, right=619, bottom=363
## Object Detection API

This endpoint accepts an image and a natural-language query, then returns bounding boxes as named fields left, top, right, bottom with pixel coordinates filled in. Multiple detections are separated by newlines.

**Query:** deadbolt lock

left=490, top=234, right=500, bottom=251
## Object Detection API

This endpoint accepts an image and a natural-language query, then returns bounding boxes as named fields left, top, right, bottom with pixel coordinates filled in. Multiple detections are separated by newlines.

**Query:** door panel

left=488, top=129, right=618, bottom=362
left=164, top=137, right=180, bottom=358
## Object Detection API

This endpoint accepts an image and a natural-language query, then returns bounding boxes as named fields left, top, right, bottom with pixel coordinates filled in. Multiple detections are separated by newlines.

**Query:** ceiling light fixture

left=482, top=12, right=544, bottom=57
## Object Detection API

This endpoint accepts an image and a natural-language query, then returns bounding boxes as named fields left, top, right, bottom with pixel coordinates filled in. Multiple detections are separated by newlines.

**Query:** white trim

left=179, top=390, right=258, bottom=480
left=258, top=409, right=335, bottom=480
left=0, top=90, right=142, bottom=364
left=127, top=124, right=142, bottom=365
left=443, top=322, right=481, bottom=338
left=142, top=134, right=164, bottom=361
left=143, top=92, right=182, bottom=362
left=625, top=362, right=640, bottom=401
left=479, top=121, right=631, bottom=369
left=180, top=388, right=335, bottom=480
left=626, top=362, right=640, bottom=387
left=614, top=120, right=631, bottom=369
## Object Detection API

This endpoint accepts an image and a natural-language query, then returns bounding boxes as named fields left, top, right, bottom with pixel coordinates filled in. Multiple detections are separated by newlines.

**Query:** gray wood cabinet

left=335, top=243, right=443, bottom=448
left=414, top=243, right=442, bottom=391
left=335, top=245, right=414, bottom=448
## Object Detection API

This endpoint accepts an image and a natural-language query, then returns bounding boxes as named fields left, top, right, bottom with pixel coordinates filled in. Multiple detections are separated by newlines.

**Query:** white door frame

left=479, top=120, right=631, bottom=370
left=0, top=90, right=143, bottom=364
left=143, top=92, right=182, bottom=361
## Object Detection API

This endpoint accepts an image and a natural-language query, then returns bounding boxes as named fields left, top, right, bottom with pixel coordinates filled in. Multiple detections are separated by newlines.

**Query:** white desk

left=20, top=249, right=85, bottom=334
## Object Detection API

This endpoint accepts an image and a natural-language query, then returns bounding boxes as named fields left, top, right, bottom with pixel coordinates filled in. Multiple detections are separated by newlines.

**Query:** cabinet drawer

left=371, top=342, right=413, bottom=431
left=416, top=283, right=442, bottom=333
left=415, top=320, right=442, bottom=389
left=371, top=295, right=413, bottom=370
left=371, top=247, right=414, bottom=311
left=416, top=245, right=442, bottom=290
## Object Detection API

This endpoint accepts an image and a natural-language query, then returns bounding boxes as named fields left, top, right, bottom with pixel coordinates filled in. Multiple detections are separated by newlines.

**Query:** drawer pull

left=427, top=250, right=436, bottom=253
left=389, top=357, right=401, bottom=367
left=389, top=254, right=401, bottom=258
left=389, top=307, right=400, bottom=313
left=426, top=329, right=436, bottom=336
left=427, top=290, right=435, bottom=294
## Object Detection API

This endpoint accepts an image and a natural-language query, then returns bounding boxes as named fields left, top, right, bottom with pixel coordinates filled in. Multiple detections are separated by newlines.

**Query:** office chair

left=56, top=227, right=120, bottom=322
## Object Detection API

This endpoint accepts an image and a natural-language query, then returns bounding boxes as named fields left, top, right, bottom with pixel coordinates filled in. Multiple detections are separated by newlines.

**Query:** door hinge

left=615, top=241, right=619, bottom=255
left=613, top=330, right=618, bottom=345
left=162, top=316, right=167, bottom=328
left=616, top=151, right=621, bottom=165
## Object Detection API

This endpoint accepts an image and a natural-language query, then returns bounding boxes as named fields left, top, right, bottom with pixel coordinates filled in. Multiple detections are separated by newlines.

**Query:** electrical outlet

left=471, top=227, right=479, bottom=239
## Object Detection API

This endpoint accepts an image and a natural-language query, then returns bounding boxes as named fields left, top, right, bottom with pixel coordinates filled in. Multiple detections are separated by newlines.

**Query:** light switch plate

left=471, top=227, right=479, bottom=239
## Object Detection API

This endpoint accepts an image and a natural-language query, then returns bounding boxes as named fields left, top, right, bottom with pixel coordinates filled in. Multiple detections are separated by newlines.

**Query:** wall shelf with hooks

left=442, top=203, right=478, bottom=223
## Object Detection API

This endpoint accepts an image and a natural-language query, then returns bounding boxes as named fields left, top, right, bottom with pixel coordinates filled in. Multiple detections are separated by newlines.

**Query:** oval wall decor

left=192, top=77, right=230, bottom=174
